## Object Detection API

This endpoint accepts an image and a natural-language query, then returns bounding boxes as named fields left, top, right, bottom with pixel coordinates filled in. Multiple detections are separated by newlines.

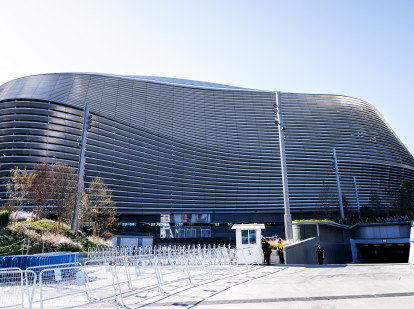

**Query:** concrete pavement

left=119, top=263, right=414, bottom=309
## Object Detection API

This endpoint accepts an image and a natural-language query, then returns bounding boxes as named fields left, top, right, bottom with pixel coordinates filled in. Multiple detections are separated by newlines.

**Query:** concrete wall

left=110, top=236, right=153, bottom=247
left=285, top=237, right=352, bottom=264
left=285, top=237, right=320, bottom=264
left=319, top=225, right=344, bottom=242
left=286, top=222, right=410, bottom=265
left=351, top=223, right=410, bottom=239
left=321, top=242, right=352, bottom=264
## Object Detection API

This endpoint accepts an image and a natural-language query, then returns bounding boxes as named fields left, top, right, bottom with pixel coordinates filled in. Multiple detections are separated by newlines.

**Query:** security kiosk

left=231, top=224, right=265, bottom=264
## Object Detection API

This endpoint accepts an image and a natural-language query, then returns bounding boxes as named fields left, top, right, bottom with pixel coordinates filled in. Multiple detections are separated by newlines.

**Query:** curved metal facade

left=280, top=93, right=414, bottom=213
left=0, top=73, right=283, bottom=217
left=0, top=73, right=413, bottom=226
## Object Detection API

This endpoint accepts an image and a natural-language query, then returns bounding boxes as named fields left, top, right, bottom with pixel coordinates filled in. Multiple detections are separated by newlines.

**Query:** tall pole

left=275, top=92, right=293, bottom=240
left=332, top=148, right=344, bottom=219
left=71, top=102, right=91, bottom=233
left=353, top=176, right=361, bottom=217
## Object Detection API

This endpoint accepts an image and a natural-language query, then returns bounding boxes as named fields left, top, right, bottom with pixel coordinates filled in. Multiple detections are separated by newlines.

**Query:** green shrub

left=29, top=219, right=56, bottom=231
left=80, top=237, right=96, bottom=249
left=28, top=219, right=76, bottom=239
left=1, top=217, right=112, bottom=253
left=0, top=210, right=9, bottom=225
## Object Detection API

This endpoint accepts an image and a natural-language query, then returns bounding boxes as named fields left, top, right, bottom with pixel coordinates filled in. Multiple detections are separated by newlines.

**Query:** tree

left=317, top=180, right=335, bottom=219
left=360, top=205, right=375, bottom=219
left=28, top=162, right=51, bottom=220
left=49, top=162, right=78, bottom=227
left=369, top=191, right=381, bottom=214
left=342, top=194, right=353, bottom=218
left=398, top=181, right=414, bottom=215
left=5, top=167, right=36, bottom=221
left=85, top=177, right=117, bottom=238
left=383, top=189, right=398, bottom=216
left=78, top=190, right=90, bottom=228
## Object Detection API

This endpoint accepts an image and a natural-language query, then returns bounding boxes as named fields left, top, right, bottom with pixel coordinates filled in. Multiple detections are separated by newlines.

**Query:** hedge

left=0, top=210, right=9, bottom=225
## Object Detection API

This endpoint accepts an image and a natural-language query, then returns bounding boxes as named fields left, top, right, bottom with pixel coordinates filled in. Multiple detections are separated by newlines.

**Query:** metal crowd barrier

left=0, top=244, right=259, bottom=309
left=0, top=267, right=36, bottom=309
left=38, top=265, right=88, bottom=309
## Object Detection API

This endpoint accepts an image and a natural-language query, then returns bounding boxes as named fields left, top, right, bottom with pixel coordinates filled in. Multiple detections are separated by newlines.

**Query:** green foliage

left=338, top=215, right=410, bottom=226
left=29, top=162, right=51, bottom=220
left=0, top=160, right=118, bottom=255
left=84, top=177, right=117, bottom=238
left=360, top=206, right=376, bottom=219
left=5, top=167, right=36, bottom=220
left=49, top=162, right=78, bottom=225
left=0, top=210, right=9, bottom=225
left=293, top=219, right=332, bottom=222
left=28, top=219, right=77, bottom=240
left=0, top=233, right=18, bottom=247
left=298, top=214, right=411, bottom=227
left=28, top=219, right=56, bottom=231
left=80, top=237, right=96, bottom=249
left=0, top=218, right=112, bottom=255
left=0, top=232, right=22, bottom=255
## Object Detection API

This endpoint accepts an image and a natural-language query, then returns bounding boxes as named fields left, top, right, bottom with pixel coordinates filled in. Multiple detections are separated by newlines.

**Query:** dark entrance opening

left=357, top=243, right=409, bottom=263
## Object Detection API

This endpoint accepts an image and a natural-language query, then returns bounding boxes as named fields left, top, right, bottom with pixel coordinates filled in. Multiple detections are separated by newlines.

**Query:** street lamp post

left=332, top=148, right=344, bottom=219
left=71, top=102, right=91, bottom=233
left=353, top=176, right=361, bottom=217
left=275, top=92, right=293, bottom=240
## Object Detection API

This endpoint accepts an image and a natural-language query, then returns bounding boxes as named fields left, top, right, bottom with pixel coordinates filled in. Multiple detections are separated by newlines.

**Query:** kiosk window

left=242, top=230, right=249, bottom=244
left=249, top=230, right=256, bottom=244
left=241, top=230, right=256, bottom=245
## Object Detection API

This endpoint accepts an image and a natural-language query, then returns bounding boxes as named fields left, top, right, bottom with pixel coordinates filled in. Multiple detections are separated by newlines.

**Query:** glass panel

left=201, top=228, right=211, bottom=238
left=242, top=230, right=249, bottom=244
left=188, top=229, right=196, bottom=238
left=249, top=230, right=256, bottom=244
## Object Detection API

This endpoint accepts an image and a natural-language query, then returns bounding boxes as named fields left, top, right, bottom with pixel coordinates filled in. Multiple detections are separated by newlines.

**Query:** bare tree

left=28, top=162, right=51, bottom=220
left=85, top=177, right=117, bottom=238
left=78, top=190, right=90, bottom=229
left=49, top=162, right=78, bottom=228
left=317, top=180, right=335, bottom=219
left=369, top=191, right=382, bottom=216
left=342, top=194, right=351, bottom=217
left=383, top=188, right=398, bottom=216
left=398, top=181, right=414, bottom=215
left=5, top=167, right=36, bottom=221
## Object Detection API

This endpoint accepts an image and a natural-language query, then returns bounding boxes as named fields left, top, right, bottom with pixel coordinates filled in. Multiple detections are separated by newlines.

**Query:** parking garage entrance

left=357, top=243, right=409, bottom=263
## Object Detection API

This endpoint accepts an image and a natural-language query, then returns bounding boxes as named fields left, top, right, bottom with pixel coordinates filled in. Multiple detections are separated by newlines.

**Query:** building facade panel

left=0, top=73, right=413, bottom=240
left=280, top=92, right=414, bottom=214
left=0, top=74, right=285, bottom=219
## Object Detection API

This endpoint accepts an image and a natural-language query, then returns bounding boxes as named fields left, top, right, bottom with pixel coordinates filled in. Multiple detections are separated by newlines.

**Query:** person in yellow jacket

left=277, top=238, right=285, bottom=264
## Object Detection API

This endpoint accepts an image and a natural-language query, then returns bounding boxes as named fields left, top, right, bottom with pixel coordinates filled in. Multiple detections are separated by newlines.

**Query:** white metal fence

left=38, top=265, right=88, bottom=309
left=0, top=267, right=36, bottom=309
left=0, top=244, right=260, bottom=308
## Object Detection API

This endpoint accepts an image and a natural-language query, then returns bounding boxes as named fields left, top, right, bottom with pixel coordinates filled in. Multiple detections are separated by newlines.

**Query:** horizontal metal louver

left=0, top=73, right=412, bottom=218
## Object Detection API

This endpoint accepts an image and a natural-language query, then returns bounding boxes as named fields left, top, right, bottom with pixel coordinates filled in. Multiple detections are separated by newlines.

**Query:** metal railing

left=0, top=244, right=261, bottom=309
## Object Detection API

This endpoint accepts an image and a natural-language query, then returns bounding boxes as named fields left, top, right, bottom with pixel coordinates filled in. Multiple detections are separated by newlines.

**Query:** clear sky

left=0, top=0, right=413, bottom=154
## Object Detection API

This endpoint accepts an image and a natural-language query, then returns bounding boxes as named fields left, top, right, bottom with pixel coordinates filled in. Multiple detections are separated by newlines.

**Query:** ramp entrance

left=357, top=243, right=409, bottom=263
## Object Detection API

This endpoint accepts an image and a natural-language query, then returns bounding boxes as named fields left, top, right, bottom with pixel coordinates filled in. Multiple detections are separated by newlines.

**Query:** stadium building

left=0, top=73, right=413, bottom=241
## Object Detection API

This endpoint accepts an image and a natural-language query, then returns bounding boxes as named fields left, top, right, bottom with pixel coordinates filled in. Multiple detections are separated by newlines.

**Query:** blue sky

left=0, top=0, right=413, bottom=154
